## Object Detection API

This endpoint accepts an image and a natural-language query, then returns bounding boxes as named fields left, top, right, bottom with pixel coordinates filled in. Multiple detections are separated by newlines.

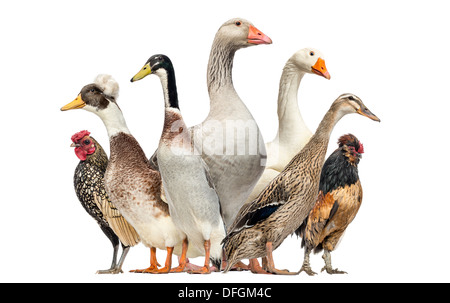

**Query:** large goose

left=148, top=18, right=272, bottom=231
left=191, top=18, right=272, bottom=230
left=61, top=75, right=201, bottom=273
left=131, top=54, right=226, bottom=274
left=245, top=48, right=330, bottom=205
left=222, top=94, right=380, bottom=274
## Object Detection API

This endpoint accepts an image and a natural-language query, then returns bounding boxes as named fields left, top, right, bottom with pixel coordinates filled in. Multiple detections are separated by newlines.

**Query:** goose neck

left=95, top=103, right=131, bottom=138
left=313, top=104, right=345, bottom=144
left=157, top=68, right=179, bottom=110
left=207, top=39, right=236, bottom=94
left=276, top=64, right=309, bottom=142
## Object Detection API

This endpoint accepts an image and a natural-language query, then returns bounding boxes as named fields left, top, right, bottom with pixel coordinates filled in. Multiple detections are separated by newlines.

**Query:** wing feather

left=93, top=193, right=140, bottom=247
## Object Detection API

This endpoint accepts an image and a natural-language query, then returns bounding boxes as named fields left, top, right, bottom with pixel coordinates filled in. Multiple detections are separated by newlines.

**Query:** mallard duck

left=222, top=94, right=380, bottom=274
left=149, top=18, right=272, bottom=232
left=131, top=54, right=226, bottom=274
left=61, top=74, right=192, bottom=274
left=297, top=134, right=365, bottom=275
left=70, top=130, right=140, bottom=274
left=245, top=48, right=331, bottom=205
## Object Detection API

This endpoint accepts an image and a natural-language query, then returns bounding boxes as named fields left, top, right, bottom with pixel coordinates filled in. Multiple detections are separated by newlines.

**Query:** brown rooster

left=71, top=130, right=140, bottom=274
left=296, top=134, right=364, bottom=275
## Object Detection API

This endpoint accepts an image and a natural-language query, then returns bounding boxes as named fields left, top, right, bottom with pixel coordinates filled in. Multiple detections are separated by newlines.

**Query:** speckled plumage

left=222, top=94, right=379, bottom=274
left=72, top=135, right=139, bottom=274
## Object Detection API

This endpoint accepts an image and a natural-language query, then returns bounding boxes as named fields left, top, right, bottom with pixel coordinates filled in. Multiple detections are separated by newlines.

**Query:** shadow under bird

left=296, top=134, right=365, bottom=275
left=222, top=93, right=380, bottom=275
left=69, top=130, right=140, bottom=274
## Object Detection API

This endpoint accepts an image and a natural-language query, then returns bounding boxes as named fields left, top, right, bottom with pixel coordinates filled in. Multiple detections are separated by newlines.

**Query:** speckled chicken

left=222, top=94, right=379, bottom=274
left=71, top=130, right=140, bottom=274
left=296, top=134, right=364, bottom=275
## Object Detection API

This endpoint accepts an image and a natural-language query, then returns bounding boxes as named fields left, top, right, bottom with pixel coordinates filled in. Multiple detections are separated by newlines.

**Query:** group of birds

left=61, top=18, right=380, bottom=276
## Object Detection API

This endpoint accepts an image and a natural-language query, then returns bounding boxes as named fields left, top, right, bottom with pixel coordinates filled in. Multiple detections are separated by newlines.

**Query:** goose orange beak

left=248, top=25, right=272, bottom=45
left=61, top=94, right=86, bottom=111
left=311, top=58, right=331, bottom=80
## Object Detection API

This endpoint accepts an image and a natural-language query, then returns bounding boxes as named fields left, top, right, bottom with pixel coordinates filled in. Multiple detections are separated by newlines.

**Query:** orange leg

left=249, top=258, right=270, bottom=274
left=130, top=247, right=160, bottom=273
left=170, top=238, right=188, bottom=273
left=151, top=247, right=173, bottom=274
left=264, top=242, right=296, bottom=275
left=189, top=240, right=211, bottom=274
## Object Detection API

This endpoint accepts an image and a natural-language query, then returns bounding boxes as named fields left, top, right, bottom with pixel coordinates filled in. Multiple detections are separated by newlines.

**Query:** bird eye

left=309, top=51, right=315, bottom=56
left=90, top=88, right=95, bottom=93
left=84, top=139, right=90, bottom=145
left=235, top=21, right=241, bottom=26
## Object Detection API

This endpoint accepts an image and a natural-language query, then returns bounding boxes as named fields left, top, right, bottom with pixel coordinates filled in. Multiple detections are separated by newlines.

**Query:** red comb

left=71, top=130, right=91, bottom=143
left=357, top=142, right=364, bottom=154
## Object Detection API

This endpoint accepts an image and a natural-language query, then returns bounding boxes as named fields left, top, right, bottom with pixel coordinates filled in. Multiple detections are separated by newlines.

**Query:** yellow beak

left=61, top=94, right=86, bottom=111
left=131, top=63, right=152, bottom=82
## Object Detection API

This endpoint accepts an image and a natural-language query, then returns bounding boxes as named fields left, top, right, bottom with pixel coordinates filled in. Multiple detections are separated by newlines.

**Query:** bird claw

left=96, top=268, right=123, bottom=274
left=298, top=266, right=317, bottom=276
left=321, top=267, right=347, bottom=274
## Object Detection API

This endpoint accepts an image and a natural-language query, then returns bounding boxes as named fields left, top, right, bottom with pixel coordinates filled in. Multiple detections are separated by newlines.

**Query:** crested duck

left=61, top=75, right=197, bottom=273
left=222, top=94, right=380, bottom=274
left=131, top=54, right=226, bottom=274
left=297, top=134, right=365, bottom=275
left=70, top=130, right=140, bottom=274
left=245, top=48, right=331, bottom=205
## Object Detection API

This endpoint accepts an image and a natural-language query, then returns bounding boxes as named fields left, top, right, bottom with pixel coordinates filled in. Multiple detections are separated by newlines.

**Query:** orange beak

left=247, top=25, right=272, bottom=45
left=311, top=58, right=331, bottom=80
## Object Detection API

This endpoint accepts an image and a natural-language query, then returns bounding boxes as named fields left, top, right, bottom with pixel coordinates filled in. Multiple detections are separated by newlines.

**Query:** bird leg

left=264, top=242, right=296, bottom=275
left=298, top=247, right=317, bottom=276
left=321, top=249, right=347, bottom=274
left=151, top=247, right=174, bottom=274
left=96, top=242, right=120, bottom=274
left=171, top=238, right=188, bottom=273
left=130, top=247, right=160, bottom=273
left=111, top=245, right=131, bottom=274
left=231, top=261, right=250, bottom=271
left=249, top=258, right=271, bottom=274
left=189, top=240, right=211, bottom=274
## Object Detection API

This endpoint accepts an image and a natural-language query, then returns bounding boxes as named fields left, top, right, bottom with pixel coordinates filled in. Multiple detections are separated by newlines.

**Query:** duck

left=131, top=54, right=226, bottom=274
left=245, top=48, right=331, bottom=206
left=61, top=74, right=196, bottom=273
left=297, top=134, right=365, bottom=275
left=222, top=93, right=380, bottom=274
left=70, top=130, right=140, bottom=274
left=148, top=18, right=272, bottom=232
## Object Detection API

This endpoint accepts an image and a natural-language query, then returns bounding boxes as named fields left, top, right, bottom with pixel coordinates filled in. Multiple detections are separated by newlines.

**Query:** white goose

left=131, top=54, right=226, bottom=274
left=244, top=48, right=331, bottom=205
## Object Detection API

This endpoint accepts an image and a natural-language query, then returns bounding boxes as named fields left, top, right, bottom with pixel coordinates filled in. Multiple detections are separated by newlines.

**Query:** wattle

left=75, top=147, right=87, bottom=161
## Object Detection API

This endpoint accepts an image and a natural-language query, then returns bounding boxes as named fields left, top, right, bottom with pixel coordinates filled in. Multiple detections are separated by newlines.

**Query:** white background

left=1, top=0, right=449, bottom=283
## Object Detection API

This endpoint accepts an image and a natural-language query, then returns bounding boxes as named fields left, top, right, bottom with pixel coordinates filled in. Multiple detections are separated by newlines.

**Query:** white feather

left=94, top=74, right=119, bottom=99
